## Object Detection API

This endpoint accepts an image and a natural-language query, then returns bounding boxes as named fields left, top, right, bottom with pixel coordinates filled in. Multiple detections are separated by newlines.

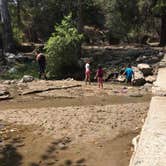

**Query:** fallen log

left=0, top=95, right=13, bottom=101
left=21, top=84, right=82, bottom=95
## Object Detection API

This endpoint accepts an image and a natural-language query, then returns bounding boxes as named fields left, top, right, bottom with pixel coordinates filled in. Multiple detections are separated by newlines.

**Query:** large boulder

left=137, top=63, right=153, bottom=76
left=133, top=67, right=146, bottom=86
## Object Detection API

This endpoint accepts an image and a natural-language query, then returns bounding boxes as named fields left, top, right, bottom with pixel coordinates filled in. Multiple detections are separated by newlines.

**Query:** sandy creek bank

left=0, top=80, right=151, bottom=166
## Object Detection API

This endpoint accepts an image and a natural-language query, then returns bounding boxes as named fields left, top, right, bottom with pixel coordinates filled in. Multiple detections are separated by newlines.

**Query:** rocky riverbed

left=0, top=79, right=151, bottom=166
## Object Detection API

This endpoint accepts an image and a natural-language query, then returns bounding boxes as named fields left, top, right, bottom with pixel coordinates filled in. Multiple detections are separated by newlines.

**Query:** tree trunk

left=77, top=0, right=83, bottom=58
left=77, top=0, right=83, bottom=33
left=0, top=0, right=14, bottom=52
left=17, top=0, right=21, bottom=25
left=160, top=15, right=166, bottom=46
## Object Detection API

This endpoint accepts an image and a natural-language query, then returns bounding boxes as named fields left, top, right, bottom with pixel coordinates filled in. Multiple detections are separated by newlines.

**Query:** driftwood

left=22, top=84, right=82, bottom=95
left=0, top=95, right=13, bottom=101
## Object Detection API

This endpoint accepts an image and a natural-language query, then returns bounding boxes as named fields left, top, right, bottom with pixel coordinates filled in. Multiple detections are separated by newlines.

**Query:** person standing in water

left=35, top=50, right=47, bottom=80
left=123, top=64, right=134, bottom=84
left=95, top=65, right=104, bottom=88
left=85, top=60, right=91, bottom=85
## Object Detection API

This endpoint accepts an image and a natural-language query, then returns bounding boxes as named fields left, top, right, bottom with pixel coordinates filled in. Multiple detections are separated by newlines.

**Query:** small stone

left=64, top=160, right=72, bottom=165
left=58, top=143, right=67, bottom=150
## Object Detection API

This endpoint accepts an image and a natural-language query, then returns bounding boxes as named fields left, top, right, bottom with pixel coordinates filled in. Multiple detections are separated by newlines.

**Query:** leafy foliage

left=44, top=14, right=83, bottom=79
left=4, top=0, right=166, bottom=46
left=152, top=0, right=166, bottom=16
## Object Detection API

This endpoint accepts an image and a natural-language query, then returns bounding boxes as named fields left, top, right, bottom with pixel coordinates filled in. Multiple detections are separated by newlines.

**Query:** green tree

left=45, top=14, right=83, bottom=79
left=104, top=0, right=140, bottom=42
left=8, top=0, right=104, bottom=43
left=152, top=0, right=166, bottom=45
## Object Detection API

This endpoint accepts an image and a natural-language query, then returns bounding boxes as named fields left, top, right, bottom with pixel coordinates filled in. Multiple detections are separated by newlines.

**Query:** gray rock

left=158, top=52, right=164, bottom=58
left=8, top=67, right=17, bottom=74
left=5, top=53, right=16, bottom=63
left=149, top=56, right=160, bottom=63
left=20, top=75, right=34, bottom=83
left=142, top=83, right=152, bottom=91
left=15, top=53, right=34, bottom=62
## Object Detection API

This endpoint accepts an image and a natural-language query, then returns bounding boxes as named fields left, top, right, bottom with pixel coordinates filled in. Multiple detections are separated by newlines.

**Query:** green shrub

left=44, top=14, right=83, bottom=79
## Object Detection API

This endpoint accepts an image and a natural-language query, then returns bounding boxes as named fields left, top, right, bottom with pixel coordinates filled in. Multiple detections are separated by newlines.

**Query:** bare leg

left=88, top=75, right=91, bottom=85
left=85, top=75, right=88, bottom=85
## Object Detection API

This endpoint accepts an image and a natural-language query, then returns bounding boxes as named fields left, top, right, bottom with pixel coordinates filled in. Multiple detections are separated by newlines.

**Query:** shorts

left=98, top=77, right=103, bottom=83
left=39, top=64, right=46, bottom=74
left=85, top=70, right=90, bottom=77
left=126, top=77, right=132, bottom=83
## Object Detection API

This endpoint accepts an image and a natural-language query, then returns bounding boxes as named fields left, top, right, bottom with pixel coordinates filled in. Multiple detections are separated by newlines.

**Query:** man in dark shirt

left=35, top=50, right=47, bottom=80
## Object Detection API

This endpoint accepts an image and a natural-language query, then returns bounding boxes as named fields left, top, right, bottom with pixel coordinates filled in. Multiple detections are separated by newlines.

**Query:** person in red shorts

left=95, top=65, right=104, bottom=88
left=85, top=60, right=91, bottom=85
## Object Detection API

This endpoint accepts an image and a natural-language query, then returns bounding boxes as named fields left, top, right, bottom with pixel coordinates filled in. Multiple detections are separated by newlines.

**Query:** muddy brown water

left=0, top=94, right=151, bottom=110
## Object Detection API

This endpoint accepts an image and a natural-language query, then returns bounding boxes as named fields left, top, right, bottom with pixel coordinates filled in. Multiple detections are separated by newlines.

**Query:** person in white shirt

left=85, top=60, right=91, bottom=85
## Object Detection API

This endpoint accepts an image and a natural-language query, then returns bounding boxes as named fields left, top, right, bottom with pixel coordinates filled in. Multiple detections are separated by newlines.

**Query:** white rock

left=117, top=75, right=125, bottom=82
left=137, top=63, right=153, bottom=76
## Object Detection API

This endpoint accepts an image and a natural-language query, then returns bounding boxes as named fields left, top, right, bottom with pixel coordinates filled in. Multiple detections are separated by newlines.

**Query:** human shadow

left=0, top=120, right=25, bottom=166
left=29, top=137, right=86, bottom=166
left=0, top=138, right=24, bottom=166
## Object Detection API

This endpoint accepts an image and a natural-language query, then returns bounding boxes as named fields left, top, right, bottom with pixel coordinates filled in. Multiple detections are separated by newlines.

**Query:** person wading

left=123, top=64, right=134, bottom=85
left=35, top=50, right=47, bottom=80
left=95, top=65, right=104, bottom=88
left=85, top=59, right=91, bottom=85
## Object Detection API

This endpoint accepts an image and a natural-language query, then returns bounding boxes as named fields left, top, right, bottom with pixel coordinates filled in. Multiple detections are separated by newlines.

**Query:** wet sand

left=0, top=94, right=151, bottom=110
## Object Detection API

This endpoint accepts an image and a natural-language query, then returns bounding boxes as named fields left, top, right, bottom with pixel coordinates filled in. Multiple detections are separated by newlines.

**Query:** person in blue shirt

left=123, top=64, right=134, bottom=84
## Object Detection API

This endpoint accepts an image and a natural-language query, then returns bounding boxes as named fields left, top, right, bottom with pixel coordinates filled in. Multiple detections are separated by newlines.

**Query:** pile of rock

left=5, top=52, right=34, bottom=64
left=136, top=51, right=164, bottom=64
left=116, top=63, right=156, bottom=86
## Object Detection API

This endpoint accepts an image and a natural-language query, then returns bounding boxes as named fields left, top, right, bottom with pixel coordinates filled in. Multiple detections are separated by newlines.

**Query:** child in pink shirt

left=95, top=65, right=104, bottom=88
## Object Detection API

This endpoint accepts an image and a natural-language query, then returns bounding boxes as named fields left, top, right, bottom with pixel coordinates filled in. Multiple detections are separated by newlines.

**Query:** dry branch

left=22, top=84, right=82, bottom=95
